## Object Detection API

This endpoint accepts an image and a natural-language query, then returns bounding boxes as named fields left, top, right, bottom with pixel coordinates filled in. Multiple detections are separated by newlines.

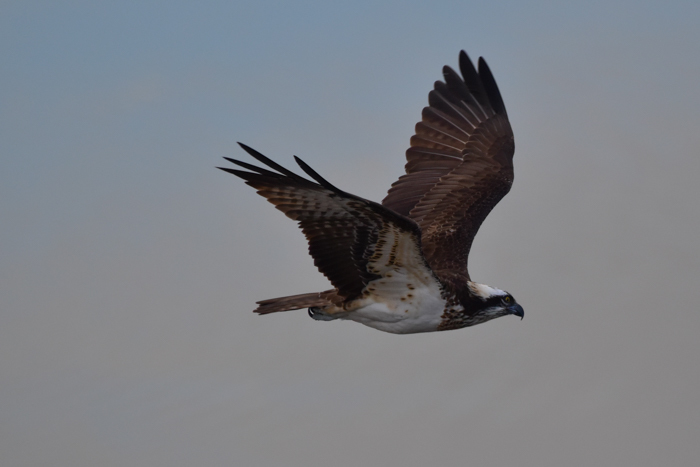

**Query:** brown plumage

left=218, top=51, right=523, bottom=334
left=219, top=143, right=426, bottom=315
left=254, top=292, right=331, bottom=315
left=382, top=51, right=515, bottom=287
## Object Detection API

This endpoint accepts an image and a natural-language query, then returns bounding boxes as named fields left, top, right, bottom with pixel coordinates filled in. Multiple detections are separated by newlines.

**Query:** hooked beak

left=508, top=303, right=524, bottom=320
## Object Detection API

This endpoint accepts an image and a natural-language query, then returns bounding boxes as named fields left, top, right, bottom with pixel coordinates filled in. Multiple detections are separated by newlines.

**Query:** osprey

left=219, top=51, right=524, bottom=334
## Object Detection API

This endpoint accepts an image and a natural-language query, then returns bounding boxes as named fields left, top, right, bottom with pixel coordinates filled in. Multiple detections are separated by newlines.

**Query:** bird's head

left=467, top=282, right=524, bottom=320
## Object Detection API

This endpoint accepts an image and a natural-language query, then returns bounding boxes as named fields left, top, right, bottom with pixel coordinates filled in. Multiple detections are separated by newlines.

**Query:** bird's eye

left=502, top=296, right=512, bottom=304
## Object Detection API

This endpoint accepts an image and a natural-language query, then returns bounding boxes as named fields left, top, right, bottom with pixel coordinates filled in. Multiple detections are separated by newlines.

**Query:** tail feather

left=254, top=291, right=332, bottom=315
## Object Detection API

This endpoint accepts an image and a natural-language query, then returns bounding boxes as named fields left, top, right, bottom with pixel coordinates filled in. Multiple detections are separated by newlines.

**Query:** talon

left=308, top=307, right=335, bottom=321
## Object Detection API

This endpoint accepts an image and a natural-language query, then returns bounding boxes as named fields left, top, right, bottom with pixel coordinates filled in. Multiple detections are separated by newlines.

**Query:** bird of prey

left=219, top=50, right=524, bottom=334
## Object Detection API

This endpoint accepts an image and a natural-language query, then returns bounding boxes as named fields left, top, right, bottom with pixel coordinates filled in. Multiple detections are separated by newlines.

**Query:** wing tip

left=476, top=56, right=508, bottom=116
left=293, top=155, right=343, bottom=193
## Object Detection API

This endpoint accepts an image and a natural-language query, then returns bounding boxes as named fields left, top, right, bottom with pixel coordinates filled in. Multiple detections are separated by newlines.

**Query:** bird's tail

left=253, top=291, right=333, bottom=315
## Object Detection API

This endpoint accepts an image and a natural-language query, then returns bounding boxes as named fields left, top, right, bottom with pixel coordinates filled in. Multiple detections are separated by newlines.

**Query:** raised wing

left=382, top=51, right=515, bottom=284
left=219, top=143, right=426, bottom=302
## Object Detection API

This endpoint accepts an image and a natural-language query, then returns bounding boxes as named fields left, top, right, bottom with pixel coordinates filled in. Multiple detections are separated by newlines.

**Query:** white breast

left=339, top=224, right=449, bottom=334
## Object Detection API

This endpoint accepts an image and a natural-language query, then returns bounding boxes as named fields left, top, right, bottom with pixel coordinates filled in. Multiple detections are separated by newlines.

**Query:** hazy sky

left=2, top=1, right=699, bottom=466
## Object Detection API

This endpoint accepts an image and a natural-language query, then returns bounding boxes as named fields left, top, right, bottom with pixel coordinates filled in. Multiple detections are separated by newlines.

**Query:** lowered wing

left=219, top=143, right=429, bottom=305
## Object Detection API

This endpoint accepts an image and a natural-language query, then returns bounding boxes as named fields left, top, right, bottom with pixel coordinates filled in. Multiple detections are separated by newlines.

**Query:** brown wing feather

left=219, top=144, right=422, bottom=302
left=382, top=51, right=515, bottom=284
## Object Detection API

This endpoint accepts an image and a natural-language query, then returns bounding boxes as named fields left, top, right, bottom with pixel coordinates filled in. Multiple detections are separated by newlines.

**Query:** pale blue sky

left=2, top=1, right=699, bottom=466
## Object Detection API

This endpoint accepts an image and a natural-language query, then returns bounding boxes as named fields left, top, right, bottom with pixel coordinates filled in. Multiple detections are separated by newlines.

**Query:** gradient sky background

left=2, top=1, right=699, bottom=466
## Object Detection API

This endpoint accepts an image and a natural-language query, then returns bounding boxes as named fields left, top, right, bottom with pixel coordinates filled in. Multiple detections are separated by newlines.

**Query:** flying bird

left=218, top=51, right=524, bottom=334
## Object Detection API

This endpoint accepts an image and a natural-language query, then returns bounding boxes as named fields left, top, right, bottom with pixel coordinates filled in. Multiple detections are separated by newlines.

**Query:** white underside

left=323, top=224, right=452, bottom=334
left=344, top=289, right=447, bottom=334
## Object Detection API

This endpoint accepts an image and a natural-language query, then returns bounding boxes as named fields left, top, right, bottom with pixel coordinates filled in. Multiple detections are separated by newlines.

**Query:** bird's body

left=219, top=51, right=524, bottom=334
left=308, top=224, right=449, bottom=334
